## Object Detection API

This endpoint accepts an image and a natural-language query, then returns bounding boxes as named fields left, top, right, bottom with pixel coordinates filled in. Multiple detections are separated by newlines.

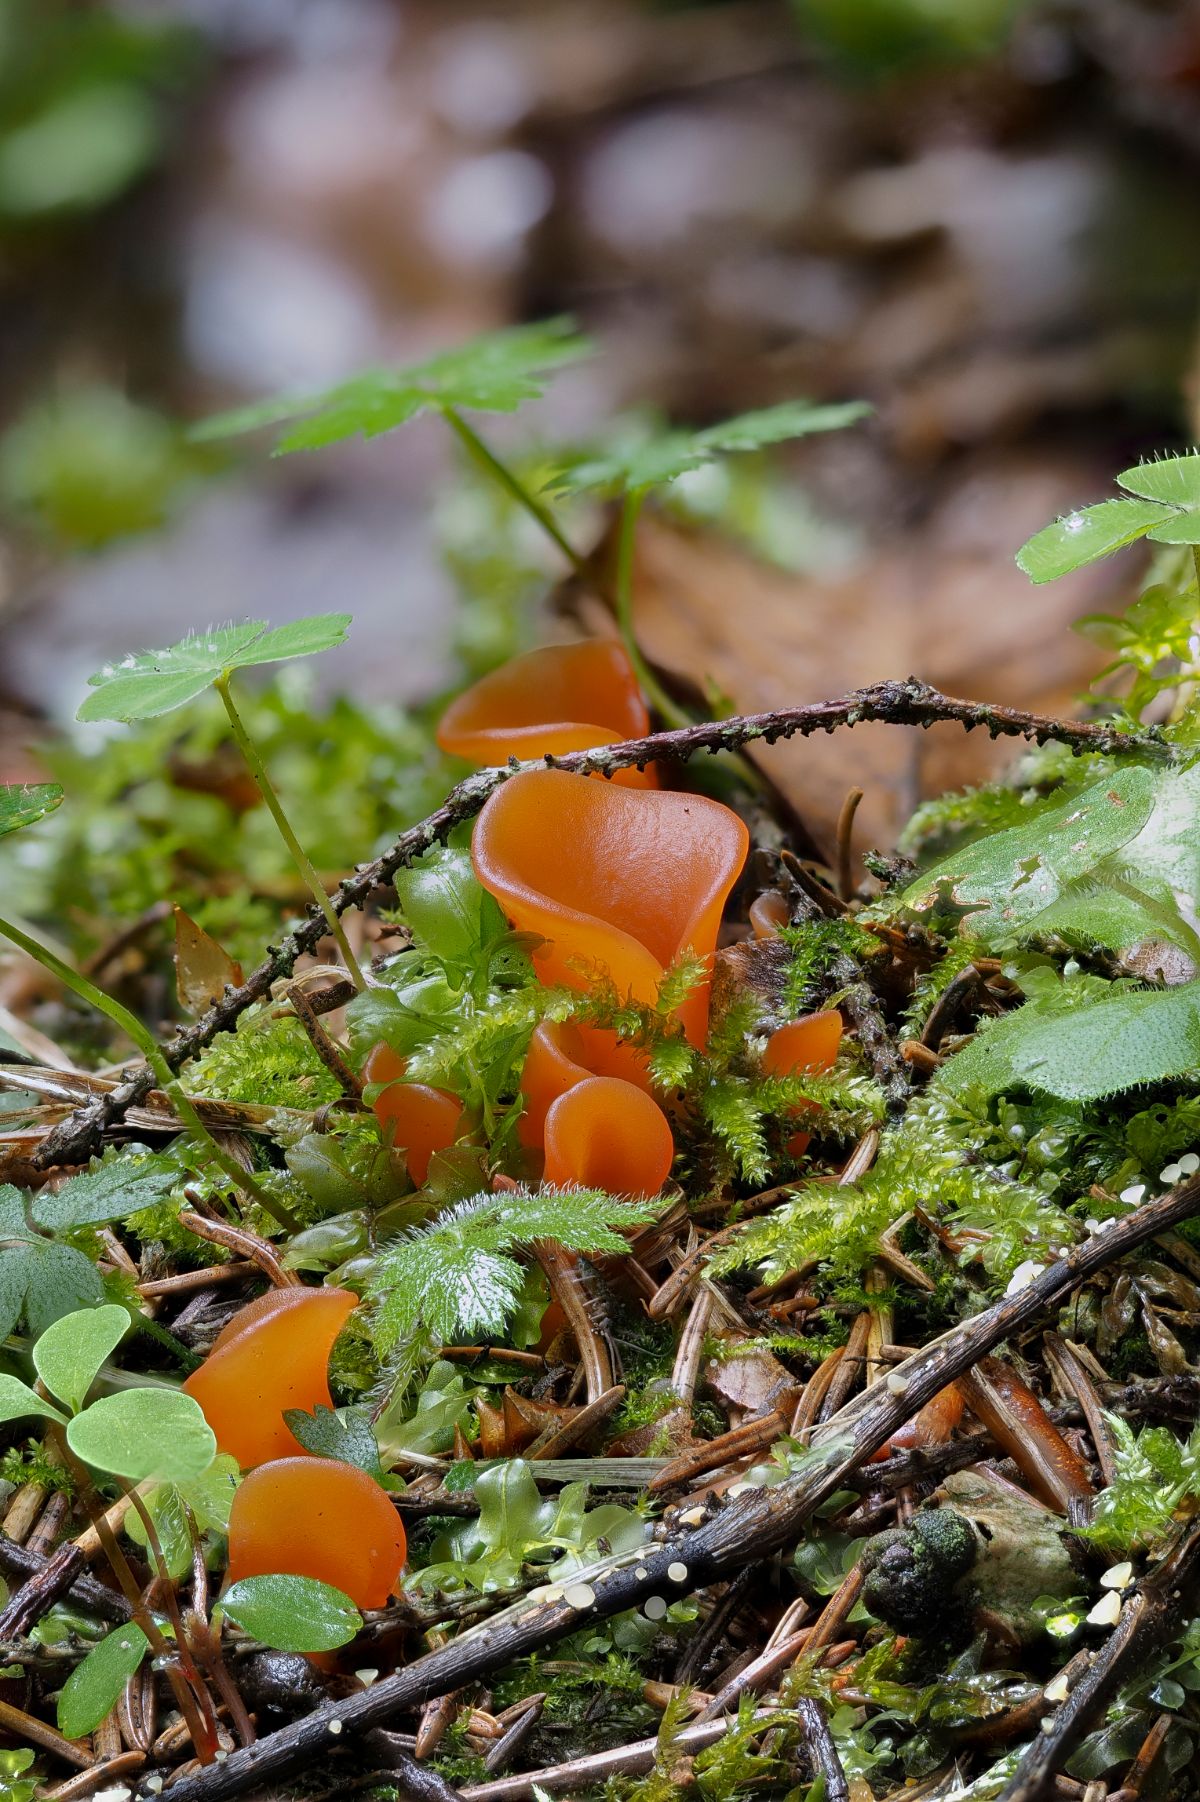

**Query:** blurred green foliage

left=0, top=0, right=199, bottom=220
left=793, top=0, right=1029, bottom=73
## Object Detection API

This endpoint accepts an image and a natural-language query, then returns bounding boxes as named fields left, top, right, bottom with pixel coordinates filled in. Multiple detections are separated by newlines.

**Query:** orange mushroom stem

left=542, top=1074, right=674, bottom=1198
left=762, top=1009, right=843, bottom=1157
left=226, top=1456, right=406, bottom=1609
left=473, top=769, right=749, bottom=1048
left=182, top=1287, right=357, bottom=1469
left=365, top=1041, right=464, bottom=1187
left=436, top=640, right=655, bottom=786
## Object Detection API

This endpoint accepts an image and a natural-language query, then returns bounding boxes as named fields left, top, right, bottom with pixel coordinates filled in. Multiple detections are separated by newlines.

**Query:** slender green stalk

left=1192, top=545, right=1200, bottom=600
left=442, top=405, right=585, bottom=572
left=0, top=909, right=300, bottom=1233
left=214, top=674, right=365, bottom=992
left=615, top=489, right=692, bottom=730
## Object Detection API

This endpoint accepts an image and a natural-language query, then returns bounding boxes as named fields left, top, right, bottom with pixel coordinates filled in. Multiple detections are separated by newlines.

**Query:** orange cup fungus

left=365, top=1041, right=463, bottom=1187
left=436, top=640, right=655, bottom=787
left=183, top=1287, right=357, bottom=1469
left=226, top=1456, right=406, bottom=1609
left=542, top=1073, right=674, bottom=1198
left=472, top=770, right=749, bottom=1049
left=518, top=1020, right=652, bottom=1150
left=762, top=1008, right=843, bottom=1157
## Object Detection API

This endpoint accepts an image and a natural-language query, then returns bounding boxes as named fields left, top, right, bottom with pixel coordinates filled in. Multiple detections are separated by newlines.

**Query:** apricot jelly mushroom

left=518, top=1019, right=652, bottom=1150
left=543, top=1075, right=674, bottom=1198
left=436, top=640, right=655, bottom=787
left=183, top=1286, right=357, bottom=1469
left=762, top=1008, right=843, bottom=1157
left=226, top=1456, right=406, bottom=1609
left=472, top=770, right=749, bottom=1048
left=364, top=1042, right=464, bottom=1187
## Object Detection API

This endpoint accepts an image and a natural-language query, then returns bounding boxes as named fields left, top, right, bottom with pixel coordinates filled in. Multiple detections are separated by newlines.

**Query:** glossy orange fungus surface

left=226, top=1457, right=406, bottom=1609
left=183, top=1287, right=357, bottom=1469
left=542, top=1075, right=675, bottom=1198
left=436, top=641, right=654, bottom=787
left=473, top=770, right=749, bottom=1048
left=518, top=1020, right=652, bottom=1150
left=762, top=1009, right=843, bottom=1157
left=365, top=1042, right=463, bottom=1187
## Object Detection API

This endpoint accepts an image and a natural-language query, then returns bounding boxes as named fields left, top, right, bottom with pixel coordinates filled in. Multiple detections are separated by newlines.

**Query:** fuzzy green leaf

left=549, top=399, right=870, bottom=497
left=1117, top=453, right=1200, bottom=509
left=57, top=1624, right=149, bottom=1738
left=32, top=1150, right=178, bottom=1230
left=1010, top=981, right=1200, bottom=1102
left=33, top=1304, right=129, bottom=1414
left=1015, top=498, right=1172, bottom=583
left=0, top=1186, right=104, bottom=1340
left=67, top=1388, right=217, bottom=1483
left=0, top=782, right=63, bottom=841
left=77, top=614, right=351, bottom=722
left=191, top=319, right=590, bottom=452
left=896, top=765, right=1159, bottom=946
left=219, top=1574, right=362, bottom=1651
left=1146, top=511, right=1200, bottom=545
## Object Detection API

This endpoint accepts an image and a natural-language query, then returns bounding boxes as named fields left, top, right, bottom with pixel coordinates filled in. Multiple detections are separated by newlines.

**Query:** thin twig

left=35, top=679, right=1163, bottom=1167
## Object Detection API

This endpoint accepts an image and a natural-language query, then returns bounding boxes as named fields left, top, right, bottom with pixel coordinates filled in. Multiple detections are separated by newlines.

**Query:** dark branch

left=35, top=678, right=1160, bottom=1170
left=145, top=1169, right=1200, bottom=1802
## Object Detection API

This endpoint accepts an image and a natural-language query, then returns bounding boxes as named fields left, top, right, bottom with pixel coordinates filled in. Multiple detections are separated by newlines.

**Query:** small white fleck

left=564, top=1582, right=595, bottom=1610
left=679, top=1507, right=706, bottom=1526
left=1100, top=1561, right=1133, bottom=1590
left=1043, top=1672, right=1070, bottom=1703
left=634, top=1567, right=649, bottom=1581
left=1120, top=1183, right=1146, bottom=1206
left=213, top=1752, right=227, bottom=1764
left=1160, top=1165, right=1182, bottom=1186
left=1087, top=1591, right=1122, bottom=1627
left=1006, top=1259, right=1045, bottom=1296
left=541, top=1586, right=564, bottom=1604
left=886, top=1372, right=908, bottom=1395
left=643, top=1595, right=668, bottom=1621
left=92, top=1790, right=132, bottom=1802
left=667, top=1562, right=689, bottom=1584
left=527, top=1584, right=554, bottom=1603
left=1040, top=1715, right=1055, bottom=1734
left=1063, top=512, right=1085, bottom=533
left=726, top=1481, right=753, bottom=1497
left=329, top=1719, right=344, bottom=1736
left=355, top=1667, right=380, bottom=1686
left=147, top=1783, right=164, bottom=1798
left=1180, top=1153, right=1200, bottom=1175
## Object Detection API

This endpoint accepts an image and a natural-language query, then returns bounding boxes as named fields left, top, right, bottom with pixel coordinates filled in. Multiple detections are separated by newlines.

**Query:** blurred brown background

left=1, top=0, right=1199, bottom=849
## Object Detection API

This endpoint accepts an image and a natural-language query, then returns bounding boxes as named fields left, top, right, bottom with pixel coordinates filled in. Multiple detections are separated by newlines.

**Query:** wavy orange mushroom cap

left=365, top=1042, right=463, bottom=1187
left=518, top=1020, right=652, bottom=1150
left=543, top=1075, right=674, bottom=1198
left=183, top=1288, right=357, bottom=1469
left=473, top=771, right=749, bottom=1049
left=226, top=1457, right=406, bottom=1609
left=762, top=1009, right=843, bottom=1158
left=436, top=641, right=655, bottom=787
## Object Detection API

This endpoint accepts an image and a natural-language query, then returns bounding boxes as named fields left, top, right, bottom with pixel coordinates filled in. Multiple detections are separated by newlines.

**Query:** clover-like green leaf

left=548, top=398, right=870, bottom=498
left=67, top=1388, right=217, bottom=1483
left=219, top=1573, right=363, bottom=1651
left=0, top=782, right=63, bottom=841
left=281, top=1403, right=384, bottom=1479
left=76, top=614, right=352, bottom=722
left=191, top=319, right=591, bottom=454
left=0, top=1185, right=105, bottom=1341
left=1117, top=453, right=1200, bottom=509
left=33, top=1303, right=129, bottom=1414
left=57, top=1624, right=149, bottom=1739
left=32, top=1149, right=178, bottom=1230
left=0, top=1373, right=66, bottom=1427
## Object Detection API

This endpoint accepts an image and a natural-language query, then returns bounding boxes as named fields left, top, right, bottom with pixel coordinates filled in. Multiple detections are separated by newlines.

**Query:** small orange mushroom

left=365, top=1042, right=463, bottom=1186
left=763, top=1009, right=843, bottom=1157
left=226, top=1456, right=406, bottom=1608
left=870, top=1382, right=964, bottom=1462
left=473, top=770, right=749, bottom=1048
left=183, top=1287, right=357, bottom=1469
left=436, top=640, right=654, bottom=786
left=543, top=1075, right=674, bottom=1198
left=518, top=1020, right=651, bottom=1150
